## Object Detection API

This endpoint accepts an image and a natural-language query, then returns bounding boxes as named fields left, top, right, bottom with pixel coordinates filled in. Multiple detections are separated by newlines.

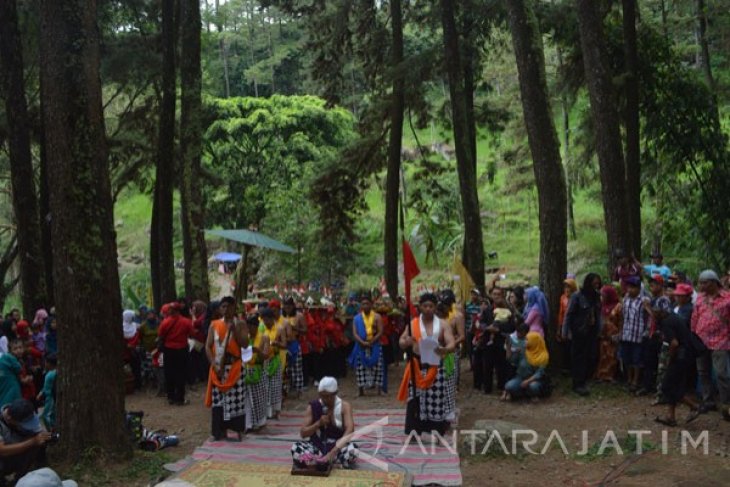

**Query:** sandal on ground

left=654, top=416, right=677, bottom=427
left=685, top=410, right=701, bottom=425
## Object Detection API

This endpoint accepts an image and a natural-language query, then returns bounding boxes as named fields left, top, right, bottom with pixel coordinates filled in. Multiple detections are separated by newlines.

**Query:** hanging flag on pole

left=402, top=238, right=420, bottom=316
left=452, top=254, right=475, bottom=305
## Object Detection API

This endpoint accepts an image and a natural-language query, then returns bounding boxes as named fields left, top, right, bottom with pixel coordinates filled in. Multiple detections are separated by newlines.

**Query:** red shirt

left=158, top=315, right=194, bottom=350
left=192, top=316, right=206, bottom=343
left=691, top=290, right=730, bottom=350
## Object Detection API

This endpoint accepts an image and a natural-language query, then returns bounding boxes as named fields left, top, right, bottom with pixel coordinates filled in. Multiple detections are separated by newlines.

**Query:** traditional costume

left=205, top=319, right=246, bottom=439
left=291, top=377, right=358, bottom=468
left=243, top=331, right=268, bottom=431
left=398, top=315, right=453, bottom=435
left=283, top=312, right=304, bottom=393
left=348, top=311, right=384, bottom=391
left=260, top=322, right=283, bottom=418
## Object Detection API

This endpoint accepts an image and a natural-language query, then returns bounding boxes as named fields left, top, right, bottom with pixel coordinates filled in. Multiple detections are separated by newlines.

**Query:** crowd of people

left=0, top=253, right=725, bottom=478
left=0, top=309, right=58, bottom=483
left=113, top=253, right=730, bottom=469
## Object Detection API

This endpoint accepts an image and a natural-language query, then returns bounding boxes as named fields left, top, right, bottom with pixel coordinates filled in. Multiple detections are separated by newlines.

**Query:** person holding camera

left=0, top=399, right=53, bottom=481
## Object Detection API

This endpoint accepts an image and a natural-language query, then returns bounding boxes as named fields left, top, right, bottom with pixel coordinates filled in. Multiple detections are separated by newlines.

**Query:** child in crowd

left=502, top=322, right=529, bottom=400
left=37, top=354, right=57, bottom=429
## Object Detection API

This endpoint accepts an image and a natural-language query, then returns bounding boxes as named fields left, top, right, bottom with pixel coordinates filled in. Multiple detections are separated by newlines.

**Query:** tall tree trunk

left=0, top=0, right=48, bottom=317
left=440, top=0, right=485, bottom=291
left=150, top=190, right=161, bottom=308
left=556, top=45, right=576, bottom=240
left=460, top=0, right=478, bottom=173
left=152, top=0, right=178, bottom=307
left=180, top=0, right=210, bottom=301
left=220, top=39, right=231, bottom=98
left=384, top=0, right=404, bottom=299
left=622, top=0, right=641, bottom=259
left=660, top=0, right=668, bottom=41
left=39, top=125, right=54, bottom=306
left=40, top=0, right=130, bottom=459
left=506, top=0, right=567, bottom=359
left=695, top=0, right=715, bottom=93
left=247, top=1, right=258, bottom=97
left=575, top=0, right=631, bottom=272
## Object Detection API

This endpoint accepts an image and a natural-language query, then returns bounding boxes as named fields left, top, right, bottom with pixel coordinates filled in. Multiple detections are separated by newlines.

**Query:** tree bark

left=179, top=0, right=210, bottom=301
left=0, top=0, right=48, bottom=317
left=622, top=0, right=641, bottom=260
left=384, top=0, right=405, bottom=299
left=39, top=0, right=130, bottom=459
left=39, top=100, right=55, bottom=307
left=695, top=0, right=716, bottom=94
left=575, top=0, right=631, bottom=272
left=556, top=45, right=576, bottom=240
left=506, top=0, right=567, bottom=359
left=0, top=238, right=20, bottom=313
left=440, top=0, right=485, bottom=291
left=152, top=0, right=178, bottom=308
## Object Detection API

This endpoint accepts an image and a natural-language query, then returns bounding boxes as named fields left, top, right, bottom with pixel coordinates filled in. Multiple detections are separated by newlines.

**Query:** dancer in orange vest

left=398, top=293, right=456, bottom=436
left=205, top=296, right=249, bottom=441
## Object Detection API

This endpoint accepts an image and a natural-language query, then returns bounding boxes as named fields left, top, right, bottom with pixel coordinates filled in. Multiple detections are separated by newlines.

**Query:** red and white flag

left=402, top=239, right=420, bottom=316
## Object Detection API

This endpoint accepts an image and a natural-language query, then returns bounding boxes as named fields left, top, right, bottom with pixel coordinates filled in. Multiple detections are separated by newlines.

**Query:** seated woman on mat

left=503, top=331, right=549, bottom=401
left=291, top=377, right=358, bottom=469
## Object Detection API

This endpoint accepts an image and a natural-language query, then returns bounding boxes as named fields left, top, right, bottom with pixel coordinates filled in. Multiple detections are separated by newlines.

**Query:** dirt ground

left=125, top=361, right=730, bottom=487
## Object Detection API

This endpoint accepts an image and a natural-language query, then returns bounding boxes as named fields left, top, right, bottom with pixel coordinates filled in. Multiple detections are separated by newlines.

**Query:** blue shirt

left=644, top=264, right=671, bottom=279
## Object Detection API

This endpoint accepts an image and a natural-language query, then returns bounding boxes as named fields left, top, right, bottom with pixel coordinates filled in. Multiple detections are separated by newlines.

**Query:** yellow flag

left=452, top=255, right=475, bottom=305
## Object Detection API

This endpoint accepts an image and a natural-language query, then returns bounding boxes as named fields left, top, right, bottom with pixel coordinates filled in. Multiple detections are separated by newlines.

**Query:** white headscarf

left=122, top=310, right=137, bottom=339
left=318, top=376, right=343, bottom=429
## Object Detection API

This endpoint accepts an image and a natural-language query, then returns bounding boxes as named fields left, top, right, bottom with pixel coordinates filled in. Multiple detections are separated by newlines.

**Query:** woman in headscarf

left=122, top=309, right=142, bottom=390
left=523, top=287, right=549, bottom=337
left=564, top=273, right=602, bottom=396
left=503, top=332, right=549, bottom=401
left=557, top=278, right=578, bottom=372
left=32, top=309, right=48, bottom=329
left=0, top=319, right=16, bottom=355
left=595, top=285, right=620, bottom=382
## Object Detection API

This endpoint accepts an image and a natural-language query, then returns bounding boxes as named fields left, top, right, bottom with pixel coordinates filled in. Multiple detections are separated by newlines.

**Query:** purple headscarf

left=32, top=309, right=48, bottom=328
left=523, top=287, right=550, bottom=323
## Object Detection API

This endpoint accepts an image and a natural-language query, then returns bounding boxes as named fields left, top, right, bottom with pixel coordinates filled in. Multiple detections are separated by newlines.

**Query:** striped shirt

left=621, top=296, right=648, bottom=343
left=691, top=291, right=730, bottom=351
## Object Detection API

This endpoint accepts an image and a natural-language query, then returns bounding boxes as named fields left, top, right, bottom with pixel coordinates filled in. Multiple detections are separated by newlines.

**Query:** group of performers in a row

left=205, top=291, right=465, bottom=444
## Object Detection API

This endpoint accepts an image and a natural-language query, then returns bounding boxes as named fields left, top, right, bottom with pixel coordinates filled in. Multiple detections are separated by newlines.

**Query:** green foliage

left=202, top=95, right=355, bottom=226
left=201, top=95, right=359, bottom=282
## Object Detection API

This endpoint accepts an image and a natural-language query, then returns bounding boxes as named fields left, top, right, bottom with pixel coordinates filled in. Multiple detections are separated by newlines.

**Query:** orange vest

left=397, top=317, right=439, bottom=402
left=205, top=319, right=243, bottom=407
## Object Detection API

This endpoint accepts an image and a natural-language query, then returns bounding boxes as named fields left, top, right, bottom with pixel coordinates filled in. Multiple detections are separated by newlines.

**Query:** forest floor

left=64, top=360, right=730, bottom=486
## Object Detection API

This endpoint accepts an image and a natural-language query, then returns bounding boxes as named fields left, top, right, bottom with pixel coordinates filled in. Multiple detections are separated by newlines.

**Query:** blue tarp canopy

left=212, top=252, right=242, bottom=263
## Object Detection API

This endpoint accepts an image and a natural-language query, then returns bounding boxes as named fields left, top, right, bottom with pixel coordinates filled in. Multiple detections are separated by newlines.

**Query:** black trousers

left=164, top=347, right=189, bottom=403
left=211, top=406, right=246, bottom=439
left=642, top=335, right=662, bottom=392
left=571, top=329, right=598, bottom=389
left=474, top=345, right=508, bottom=393
left=188, top=349, right=209, bottom=384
